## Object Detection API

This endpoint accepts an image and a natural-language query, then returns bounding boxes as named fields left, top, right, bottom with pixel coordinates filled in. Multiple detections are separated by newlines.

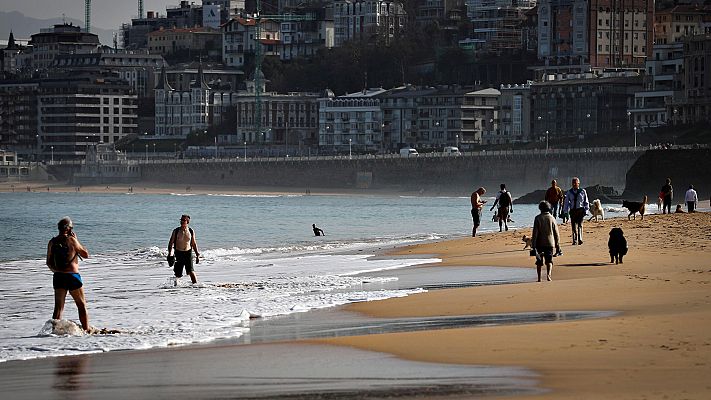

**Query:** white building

left=498, top=82, right=532, bottom=143
left=318, top=88, right=386, bottom=151
left=629, top=42, right=684, bottom=131
left=333, top=0, right=407, bottom=47
left=154, top=64, right=211, bottom=137
left=222, top=18, right=281, bottom=68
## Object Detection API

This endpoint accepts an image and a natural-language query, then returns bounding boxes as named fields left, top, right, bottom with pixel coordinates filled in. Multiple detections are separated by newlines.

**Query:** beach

left=1, top=181, right=710, bottom=398
left=320, top=212, right=711, bottom=398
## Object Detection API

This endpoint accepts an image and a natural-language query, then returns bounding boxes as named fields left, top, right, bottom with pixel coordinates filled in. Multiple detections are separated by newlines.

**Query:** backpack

left=50, top=236, right=76, bottom=269
left=498, top=191, right=512, bottom=208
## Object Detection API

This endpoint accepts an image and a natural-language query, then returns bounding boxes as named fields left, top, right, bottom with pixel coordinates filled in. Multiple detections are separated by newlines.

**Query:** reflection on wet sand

left=53, top=356, right=88, bottom=392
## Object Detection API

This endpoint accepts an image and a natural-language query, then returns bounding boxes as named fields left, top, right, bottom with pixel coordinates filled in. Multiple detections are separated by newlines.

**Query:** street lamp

left=633, top=126, right=637, bottom=149
left=51, top=146, right=54, bottom=163
left=545, top=130, right=549, bottom=153
left=153, top=143, right=156, bottom=155
left=145, top=144, right=148, bottom=162
left=349, top=138, right=352, bottom=159
left=244, top=141, right=247, bottom=160
left=456, top=134, right=459, bottom=148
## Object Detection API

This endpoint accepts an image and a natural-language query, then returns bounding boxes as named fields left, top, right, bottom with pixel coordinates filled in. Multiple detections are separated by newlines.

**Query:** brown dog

left=522, top=235, right=532, bottom=249
left=622, top=195, right=648, bottom=220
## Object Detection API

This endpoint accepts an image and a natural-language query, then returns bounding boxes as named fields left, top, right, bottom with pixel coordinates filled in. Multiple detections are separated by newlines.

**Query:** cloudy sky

left=3, top=0, right=175, bottom=29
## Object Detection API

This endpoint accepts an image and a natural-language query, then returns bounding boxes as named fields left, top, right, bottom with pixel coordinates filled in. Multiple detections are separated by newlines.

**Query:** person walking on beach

left=531, top=201, right=561, bottom=282
left=471, top=187, right=487, bottom=237
left=661, top=178, right=673, bottom=214
left=490, top=183, right=513, bottom=232
left=167, top=214, right=201, bottom=285
left=46, top=217, right=91, bottom=332
left=312, top=224, right=325, bottom=236
left=685, top=185, right=698, bottom=213
left=545, top=180, right=564, bottom=218
left=563, top=177, right=589, bottom=245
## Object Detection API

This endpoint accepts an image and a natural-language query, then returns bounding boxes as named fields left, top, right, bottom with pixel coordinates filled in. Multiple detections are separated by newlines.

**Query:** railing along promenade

left=47, top=144, right=707, bottom=167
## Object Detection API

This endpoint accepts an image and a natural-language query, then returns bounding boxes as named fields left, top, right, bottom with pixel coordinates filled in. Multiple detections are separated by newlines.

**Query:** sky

left=2, top=0, right=175, bottom=30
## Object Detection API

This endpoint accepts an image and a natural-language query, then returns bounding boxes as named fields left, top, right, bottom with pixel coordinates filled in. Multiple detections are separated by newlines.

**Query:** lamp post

left=145, top=144, right=148, bottom=162
left=456, top=134, right=459, bottom=148
left=244, top=141, right=247, bottom=160
left=214, top=135, right=218, bottom=159
left=349, top=138, right=352, bottom=159
left=50, top=146, right=54, bottom=163
left=545, top=130, right=549, bottom=153
left=153, top=143, right=156, bottom=156
left=633, top=126, right=637, bottom=150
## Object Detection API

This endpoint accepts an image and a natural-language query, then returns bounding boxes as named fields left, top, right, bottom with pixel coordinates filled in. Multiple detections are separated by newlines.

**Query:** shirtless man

left=46, top=217, right=91, bottom=332
left=167, top=214, right=201, bottom=284
left=470, top=187, right=487, bottom=237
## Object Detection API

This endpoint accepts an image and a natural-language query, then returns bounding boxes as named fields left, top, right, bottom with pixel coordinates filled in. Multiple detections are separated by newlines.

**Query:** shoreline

left=314, top=212, right=711, bottom=398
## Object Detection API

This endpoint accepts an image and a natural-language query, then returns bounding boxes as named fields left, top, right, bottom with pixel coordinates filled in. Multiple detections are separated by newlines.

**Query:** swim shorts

left=471, top=208, right=481, bottom=227
left=535, top=247, right=554, bottom=267
left=53, top=272, right=83, bottom=291
left=174, top=250, right=194, bottom=277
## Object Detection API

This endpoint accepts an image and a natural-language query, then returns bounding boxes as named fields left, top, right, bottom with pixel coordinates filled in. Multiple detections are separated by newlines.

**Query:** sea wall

left=622, top=148, right=710, bottom=199
left=132, top=151, right=639, bottom=196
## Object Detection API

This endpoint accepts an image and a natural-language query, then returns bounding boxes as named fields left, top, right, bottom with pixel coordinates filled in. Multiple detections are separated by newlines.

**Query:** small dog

left=608, top=227, right=628, bottom=264
left=522, top=235, right=532, bottom=249
left=560, top=211, right=569, bottom=224
left=622, top=195, right=648, bottom=220
left=588, top=199, right=605, bottom=222
left=656, top=195, right=663, bottom=211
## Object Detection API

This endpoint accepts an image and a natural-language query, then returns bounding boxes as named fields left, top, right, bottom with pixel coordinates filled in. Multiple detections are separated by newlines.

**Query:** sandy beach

left=318, top=212, right=711, bottom=399
left=2, top=179, right=710, bottom=398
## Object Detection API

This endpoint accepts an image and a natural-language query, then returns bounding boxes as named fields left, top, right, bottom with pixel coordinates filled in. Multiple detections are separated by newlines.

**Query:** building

left=0, top=82, right=40, bottom=160
left=681, top=34, right=711, bottom=124
left=468, top=0, right=536, bottom=54
left=28, top=24, right=101, bottom=70
left=333, top=0, right=407, bottom=46
left=232, top=77, right=320, bottom=148
left=154, top=65, right=211, bottom=137
left=1, top=31, right=25, bottom=77
left=498, top=82, right=533, bottom=144
left=319, top=88, right=386, bottom=151
left=531, top=74, right=643, bottom=141
left=147, top=27, right=222, bottom=59
left=166, top=62, right=243, bottom=92
left=50, top=51, right=167, bottom=97
left=379, top=85, right=434, bottom=150
left=537, top=0, right=653, bottom=74
left=279, top=9, right=335, bottom=61
left=654, top=5, right=711, bottom=45
left=628, top=42, right=684, bottom=131
left=222, top=18, right=281, bottom=68
left=121, top=11, right=172, bottom=50
left=38, top=73, right=138, bottom=160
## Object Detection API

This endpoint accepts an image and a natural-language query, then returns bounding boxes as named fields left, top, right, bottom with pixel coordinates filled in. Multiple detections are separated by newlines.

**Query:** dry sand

left=315, top=212, right=711, bottom=399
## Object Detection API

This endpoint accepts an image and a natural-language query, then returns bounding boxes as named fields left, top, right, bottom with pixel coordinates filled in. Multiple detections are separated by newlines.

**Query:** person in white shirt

left=685, top=185, right=698, bottom=213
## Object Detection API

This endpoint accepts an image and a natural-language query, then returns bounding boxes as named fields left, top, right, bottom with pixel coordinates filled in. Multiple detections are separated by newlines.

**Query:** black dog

left=622, top=195, right=648, bottom=220
left=608, top=227, right=628, bottom=264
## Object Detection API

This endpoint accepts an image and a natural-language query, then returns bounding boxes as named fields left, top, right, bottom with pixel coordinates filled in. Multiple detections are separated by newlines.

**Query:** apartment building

left=333, top=0, right=406, bottom=46
left=468, top=0, right=536, bottom=54
left=38, top=74, right=138, bottom=160
left=629, top=43, right=684, bottom=130
left=154, top=65, right=211, bottom=137
left=681, top=34, right=711, bottom=124
left=654, top=5, right=711, bottom=45
left=0, top=83, right=39, bottom=160
left=498, top=82, right=533, bottom=144
left=319, top=88, right=386, bottom=151
left=28, top=24, right=100, bottom=70
left=222, top=18, right=281, bottom=68
left=147, top=27, right=222, bottom=58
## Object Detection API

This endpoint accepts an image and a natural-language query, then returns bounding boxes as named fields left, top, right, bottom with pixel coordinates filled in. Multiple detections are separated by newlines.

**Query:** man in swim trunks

left=470, top=187, right=487, bottom=237
left=46, top=217, right=91, bottom=332
left=167, top=214, right=201, bottom=285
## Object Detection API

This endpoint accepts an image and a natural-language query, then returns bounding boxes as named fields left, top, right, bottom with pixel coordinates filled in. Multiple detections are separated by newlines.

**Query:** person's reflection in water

left=53, top=356, right=88, bottom=392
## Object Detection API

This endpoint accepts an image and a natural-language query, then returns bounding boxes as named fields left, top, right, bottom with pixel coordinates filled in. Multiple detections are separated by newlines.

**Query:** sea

left=0, top=190, right=633, bottom=362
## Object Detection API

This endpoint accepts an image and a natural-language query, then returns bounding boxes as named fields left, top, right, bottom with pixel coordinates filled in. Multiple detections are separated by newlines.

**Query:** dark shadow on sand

left=558, top=262, right=610, bottom=267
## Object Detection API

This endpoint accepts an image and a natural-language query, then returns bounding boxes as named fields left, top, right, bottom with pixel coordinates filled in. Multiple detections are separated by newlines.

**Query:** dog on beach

left=622, top=195, right=648, bottom=220
left=522, top=235, right=532, bottom=250
left=657, top=194, right=663, bottom=211
left=608, top=227, right=628, bottom=264
left=588, top=199, right=605, bottom=222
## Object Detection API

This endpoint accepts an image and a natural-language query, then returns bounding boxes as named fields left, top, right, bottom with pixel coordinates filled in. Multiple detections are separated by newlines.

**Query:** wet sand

left=318, top=212, right=711, bottom=399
